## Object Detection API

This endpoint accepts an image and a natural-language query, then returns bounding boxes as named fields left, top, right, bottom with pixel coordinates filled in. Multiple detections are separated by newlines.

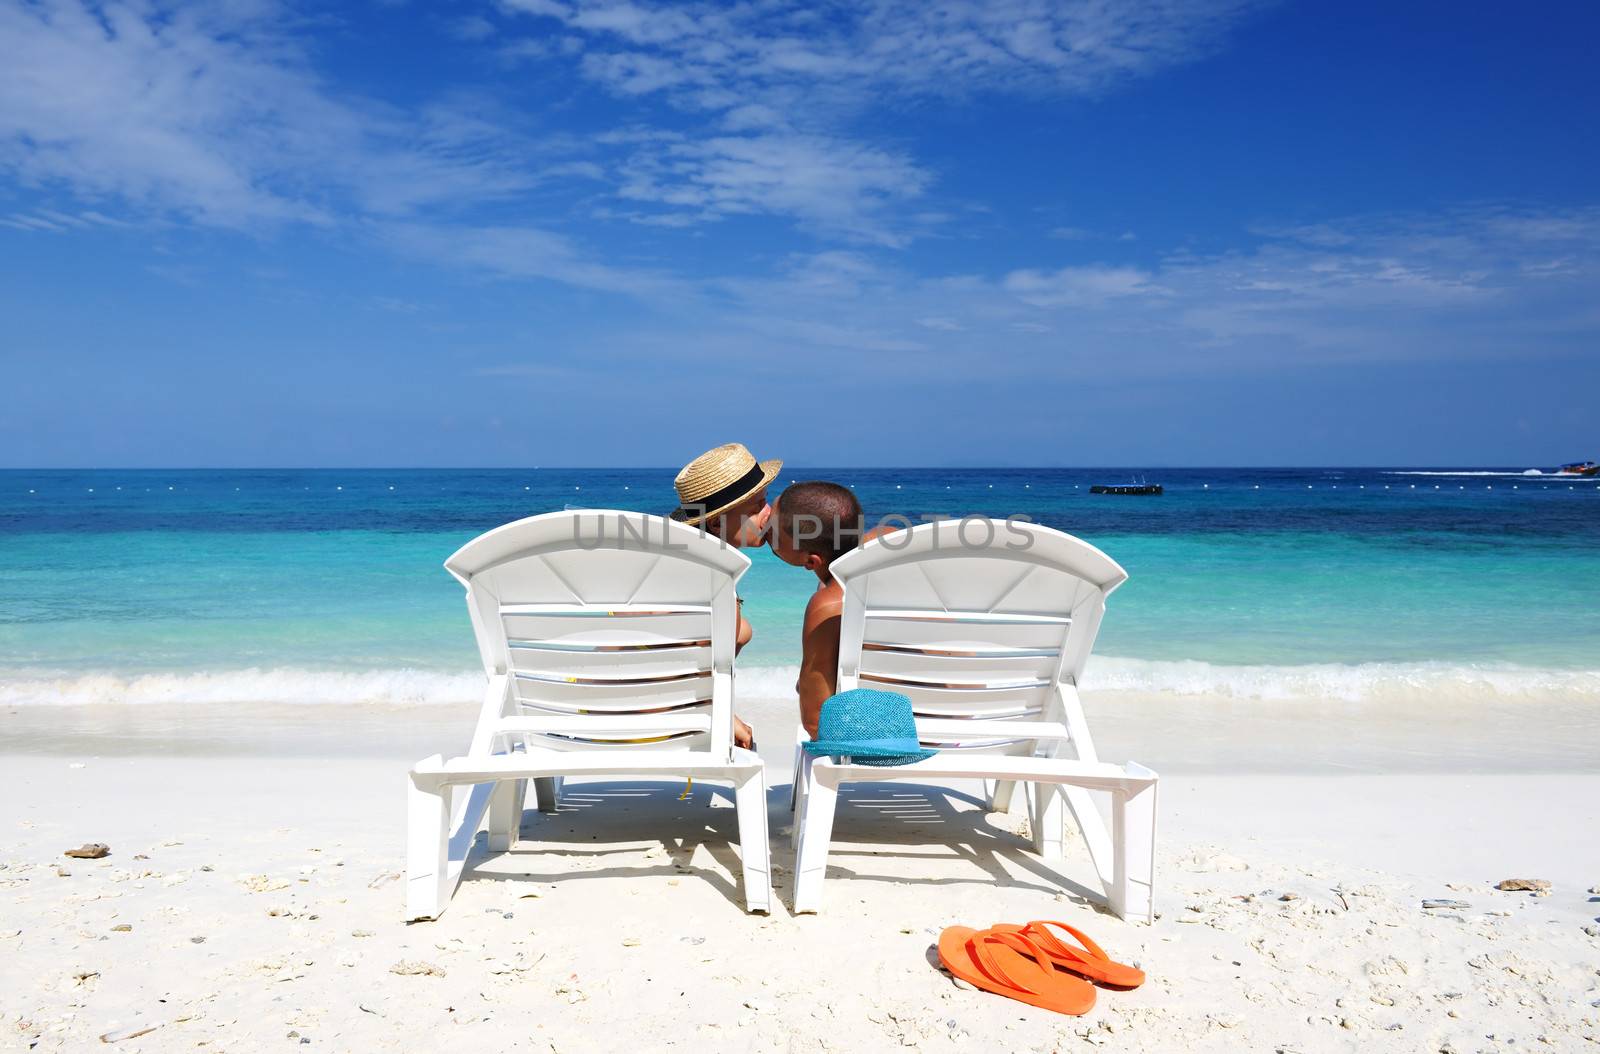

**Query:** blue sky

left=1, top=0, right=1597, bottom=467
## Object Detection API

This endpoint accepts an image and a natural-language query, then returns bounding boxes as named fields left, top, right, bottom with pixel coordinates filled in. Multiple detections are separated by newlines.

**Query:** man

left=670, top=442, right=783, bottom=749
left=766, top=480, right=865, bottom=739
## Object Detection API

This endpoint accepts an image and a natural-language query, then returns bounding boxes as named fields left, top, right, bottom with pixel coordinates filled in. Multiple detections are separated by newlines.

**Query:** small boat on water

left=1557, top=461, right=1598, bottom=476
left=1090, top=481, right=1163, bottom=495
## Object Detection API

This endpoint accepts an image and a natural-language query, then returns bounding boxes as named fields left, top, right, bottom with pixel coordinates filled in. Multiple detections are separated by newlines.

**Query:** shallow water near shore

left=3, top=466, right=1598, bottom=708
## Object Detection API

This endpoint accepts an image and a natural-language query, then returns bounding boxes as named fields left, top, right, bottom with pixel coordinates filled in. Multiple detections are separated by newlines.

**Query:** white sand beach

left=4, top=693, right=1598, bottom=1053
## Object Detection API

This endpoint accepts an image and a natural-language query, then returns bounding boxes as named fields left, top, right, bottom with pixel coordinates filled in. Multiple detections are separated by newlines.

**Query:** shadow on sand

left=460, top=777, right=1102, bottom=914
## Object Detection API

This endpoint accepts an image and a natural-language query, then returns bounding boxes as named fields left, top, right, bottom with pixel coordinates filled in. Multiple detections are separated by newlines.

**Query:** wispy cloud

left=497, top=0, right=1263, bottom=243
left=1003, top=265, right=1163, bottom=308
left=503, top=0, right=1261, bottom=103
left=684, top=204, right=1600, bottom=380
left=614, top=132, right=929, bottom=245
left=379, top=222, right=691, bottom=299
left=0, top=1, right=555, bottom=228
left=1, top=207, right=128, bottom=232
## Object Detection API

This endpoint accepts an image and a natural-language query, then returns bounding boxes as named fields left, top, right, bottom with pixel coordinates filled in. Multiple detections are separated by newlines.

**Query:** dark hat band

left=671, top=462, right=768, bottom=522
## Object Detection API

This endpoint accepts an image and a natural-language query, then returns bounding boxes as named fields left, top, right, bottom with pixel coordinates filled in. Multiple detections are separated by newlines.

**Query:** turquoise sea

left=2, top=467, right=1598, bottom=706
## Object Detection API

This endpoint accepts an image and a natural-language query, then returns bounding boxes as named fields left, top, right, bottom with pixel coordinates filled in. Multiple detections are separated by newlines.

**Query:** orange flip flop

left=990, top=920, right=1145, bottom=989
left=937, top=925, right=1096, bottom=1015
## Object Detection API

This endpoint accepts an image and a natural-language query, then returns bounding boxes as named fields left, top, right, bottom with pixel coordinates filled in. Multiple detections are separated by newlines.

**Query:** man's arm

left=796, top=596, right=842, bottom=740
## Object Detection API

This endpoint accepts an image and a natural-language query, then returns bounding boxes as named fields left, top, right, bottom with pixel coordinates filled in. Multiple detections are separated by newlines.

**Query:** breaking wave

left=2, top=659, right=1597, bottom=707
left=0, top=668, right=483, bottom=707
left=1081, top=657, right=1600, bottom=703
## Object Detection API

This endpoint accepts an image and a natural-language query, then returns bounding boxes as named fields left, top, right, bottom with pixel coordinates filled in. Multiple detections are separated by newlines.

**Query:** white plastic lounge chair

left=407, top=510, right=771, bottom=920
left=790, top=520, right=1157, bottom=922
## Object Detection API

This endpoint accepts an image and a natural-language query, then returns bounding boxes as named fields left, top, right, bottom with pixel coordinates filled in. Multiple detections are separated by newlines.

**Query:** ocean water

left=2, top=467, right=1598, bottom=707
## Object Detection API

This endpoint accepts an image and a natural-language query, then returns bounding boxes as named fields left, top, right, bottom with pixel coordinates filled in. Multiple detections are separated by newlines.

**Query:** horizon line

left=0, top=464, right=1570, bottom=473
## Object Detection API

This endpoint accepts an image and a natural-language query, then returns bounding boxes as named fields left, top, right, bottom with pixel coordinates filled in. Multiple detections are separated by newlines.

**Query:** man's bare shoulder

left=803, top=580, right=844, bottom=628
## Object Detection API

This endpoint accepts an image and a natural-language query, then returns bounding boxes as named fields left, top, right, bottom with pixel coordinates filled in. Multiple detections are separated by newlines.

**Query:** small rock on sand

left=99, top=1022, right=161, bottom=1043
left=110, top=924, right=132, bottom=933
left=389, top=960, right=445, bottom=977
left=64, top=843, right=110, bottom=859
left=238, top=874, right=291, bottom=894
left=1178, top=848, right=1249, bottom=873
left=1495, top=878, right=1550, bottom=892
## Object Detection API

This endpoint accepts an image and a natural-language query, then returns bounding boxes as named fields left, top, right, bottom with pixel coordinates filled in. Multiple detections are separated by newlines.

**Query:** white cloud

left=614, top=132, right=929, bottom=244
left=380, top=221, right=691, bottom=299
left=497, top=0, right=1262, bottom=245
left=0, top=1, right=553, bottom=228
left=1003, top=265, right=1162, bottom=308
left=450, top=15, right=498, bottom=42
left=508, top=0, right=1261, bottom=104
left=1, top=206, right=133, bottom=232
left=685, top=204, right=1600, bottom=380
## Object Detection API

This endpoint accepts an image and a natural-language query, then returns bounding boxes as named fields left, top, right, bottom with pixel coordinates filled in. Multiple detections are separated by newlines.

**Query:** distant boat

left=1557, top=461, right=1598, bottom=476
left=1090, top=480, right=1163, bottom=495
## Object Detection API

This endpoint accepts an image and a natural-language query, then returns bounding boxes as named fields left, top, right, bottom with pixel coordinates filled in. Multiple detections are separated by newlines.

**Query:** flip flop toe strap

left=966, top=931, right=1056, bottom=995
left=1024, top=919, right=1109, bottom=966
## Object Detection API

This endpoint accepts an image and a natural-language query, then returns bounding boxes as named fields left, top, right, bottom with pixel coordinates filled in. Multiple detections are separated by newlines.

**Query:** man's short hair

left=777, top=481, right=863, bottom=561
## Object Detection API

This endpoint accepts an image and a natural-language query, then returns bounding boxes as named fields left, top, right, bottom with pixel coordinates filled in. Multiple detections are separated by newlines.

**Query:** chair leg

left=790, top=752, right=813, bottom=850
left=532, top=776, right=561, bottom=813
left=733, top=767, right=772, bottom=914
left=1030, top=781, right=1066, bottom=859
left=486, top=778, right=519, bottom=853
left=512, top=775, right=528, bottom=819
left=1063, top=785, right=1115, bottom=889
left=406, top=772, right=451, bottom=921
left=792, top=768, right=838, bottom=914
left=788, top=740, right=803, bottom=812
left=987, top=779, right=1019, bottom=813
left=1109, top=781, right=1158, bottom=923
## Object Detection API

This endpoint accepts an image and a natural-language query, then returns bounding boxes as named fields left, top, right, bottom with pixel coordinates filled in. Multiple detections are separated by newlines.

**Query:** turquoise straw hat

left=802, top=688, right=938, bottom=766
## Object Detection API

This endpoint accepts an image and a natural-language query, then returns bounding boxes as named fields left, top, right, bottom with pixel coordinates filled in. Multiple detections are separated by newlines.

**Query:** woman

left=669, top=442, right=783, bottom=749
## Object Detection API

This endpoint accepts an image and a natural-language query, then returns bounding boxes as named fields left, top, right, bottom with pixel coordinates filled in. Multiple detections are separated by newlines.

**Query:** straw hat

left=671, top=443, right=782, bottom=526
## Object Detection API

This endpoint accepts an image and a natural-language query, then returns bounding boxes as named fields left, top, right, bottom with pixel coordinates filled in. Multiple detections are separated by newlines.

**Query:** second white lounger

left=791, top=519, right=1157, bottom=922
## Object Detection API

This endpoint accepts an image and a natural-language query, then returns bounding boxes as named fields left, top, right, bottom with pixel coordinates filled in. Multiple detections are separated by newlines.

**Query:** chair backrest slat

left=832, top=521, right=1126, bottom=746
left=445, top=511, right=748, bottom=755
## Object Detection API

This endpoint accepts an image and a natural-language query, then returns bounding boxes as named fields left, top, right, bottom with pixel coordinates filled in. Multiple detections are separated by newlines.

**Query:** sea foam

left=1, top=660, right=1596, bottom=707
left=0, top=668, right=483, bottom=708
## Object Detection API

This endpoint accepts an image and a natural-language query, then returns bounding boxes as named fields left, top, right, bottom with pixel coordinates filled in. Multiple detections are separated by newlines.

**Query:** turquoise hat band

left=803, top=687, right=941, bottom=767
left=802, top=736, right=934, bottom=757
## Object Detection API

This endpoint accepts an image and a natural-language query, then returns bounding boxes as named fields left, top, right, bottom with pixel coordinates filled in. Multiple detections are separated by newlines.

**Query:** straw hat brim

left=675, top=458, right=783, bottom=526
